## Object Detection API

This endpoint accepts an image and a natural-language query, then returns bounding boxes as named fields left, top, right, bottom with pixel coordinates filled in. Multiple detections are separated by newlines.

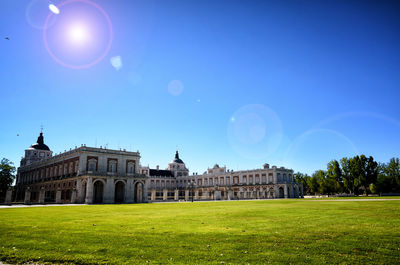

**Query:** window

left=262, top=175, right=266, bottom=183
left=107, top=159, right=118, bottom=173
left=234, top=176, right=239, bottom=184
left=88, top=159, right=97, bottom=171
left=40, top=152, right=44, bottom=157
left=127, top=162, right=135, bottom=174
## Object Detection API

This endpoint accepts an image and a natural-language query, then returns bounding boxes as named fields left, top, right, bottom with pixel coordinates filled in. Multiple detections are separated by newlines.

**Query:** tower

left=20, top=132, right=52, bottom=166
left=167, top=151, right=189, bottom=177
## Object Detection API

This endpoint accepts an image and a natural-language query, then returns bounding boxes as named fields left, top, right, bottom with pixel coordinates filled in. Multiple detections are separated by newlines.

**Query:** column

left=185, top=189, right=189, bottom=201
left=273, top=172, right=277, bottom=183
left=56, top=188, right=62, bottom=203
left=228, top=190, right=234, bottom=200
left=24, top=187, right=31, bottom=205
left=174, top=189, right=179, bottom=201
left=104, top=178, right=115, bottom=204
left=151, top=189, right=156, bottom=201
left=194, top=189, right=199, bottom=200
left=267, top=188, right=270, bottom=199
left=125, top=178, right=134, bottom=203
left=85, top=177, right=93, bottom=204
left=4, top=188, right=12, bottom=205
left=295, top=185, right=300, bottom=198
left=274, top=186, right=279, bottom=198
left=214, top=190, right=221, bottom=200
left=163, top=189, right=168, bottom=201
left=76, top=179, right=83, bottom=203
left=256, top=189, right=260, bottom=199
left=39, top=187, right=45, bottom=204
left=71, top=188, right=77, bottom=203
left=204, top=190, right=209, bottom=200
left=143, top=181, right=148, bottom=202
left=284, top=184, right=288, bottom=198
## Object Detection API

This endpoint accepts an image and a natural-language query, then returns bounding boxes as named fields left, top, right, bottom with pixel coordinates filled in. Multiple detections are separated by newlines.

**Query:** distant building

left=14, top=132, right=303, bottom=204
left=146, top=152, right=303, bottom=201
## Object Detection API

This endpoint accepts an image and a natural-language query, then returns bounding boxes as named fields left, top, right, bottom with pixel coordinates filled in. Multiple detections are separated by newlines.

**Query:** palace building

left=13, top=132, right=303, bottom=204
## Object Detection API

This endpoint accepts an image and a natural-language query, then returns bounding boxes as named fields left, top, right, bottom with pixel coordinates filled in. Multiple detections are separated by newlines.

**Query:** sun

left=67, top=23, right=90, bottom=46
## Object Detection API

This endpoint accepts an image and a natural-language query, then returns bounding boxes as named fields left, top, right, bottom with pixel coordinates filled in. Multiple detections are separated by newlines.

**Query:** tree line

left=295, top=155, right=400, bottom=195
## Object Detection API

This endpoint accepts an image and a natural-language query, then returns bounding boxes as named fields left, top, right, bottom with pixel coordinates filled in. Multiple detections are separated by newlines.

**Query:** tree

left=340, top=157, right=354, bottom=194
left=294, top=172, right=312, bottom=195
left=0, top=158, right=16, bottom=200
left=378, top=158, right=400, bottom=193
left=364, top=156, right=378, bottom=194
left=310, top=170, right=325, bottom=195
left=326, top=160, right=342, bottom=194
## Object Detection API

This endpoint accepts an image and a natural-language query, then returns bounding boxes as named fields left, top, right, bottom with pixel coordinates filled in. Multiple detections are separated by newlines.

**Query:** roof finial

left=175, top=150, right=179, bottom=159
left=40, top=124, right=44, bottom=134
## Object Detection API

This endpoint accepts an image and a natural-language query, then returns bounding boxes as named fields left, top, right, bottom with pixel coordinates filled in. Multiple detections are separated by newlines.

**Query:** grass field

left=0, top=199, right=399, bottom=264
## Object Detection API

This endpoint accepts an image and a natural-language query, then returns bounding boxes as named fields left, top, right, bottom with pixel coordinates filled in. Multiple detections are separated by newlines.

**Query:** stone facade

left=146, top=159, right=304, bottom=202
left=13, top=133, right=303, bottom=204
left=15, top=133, right=146, bottom=204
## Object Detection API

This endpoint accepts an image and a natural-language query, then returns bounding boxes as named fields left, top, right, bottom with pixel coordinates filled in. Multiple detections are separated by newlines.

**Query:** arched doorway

left=134, top=182, right=143, bottom=203
left=93, top=181, right=104, bottom=203
left=278, top=187, right=284, bottom=198
left=115, top=181, right=125, bottom=203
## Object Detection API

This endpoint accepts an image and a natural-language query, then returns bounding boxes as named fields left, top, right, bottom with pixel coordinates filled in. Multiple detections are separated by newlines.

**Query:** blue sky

left=0, top=0, right=399, bottom=175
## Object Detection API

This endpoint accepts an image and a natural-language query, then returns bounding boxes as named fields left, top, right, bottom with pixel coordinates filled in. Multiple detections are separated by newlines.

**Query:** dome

left=172, top=151, right=184, bottom=164
left=30, top=132, right=50, bottom=151
left=213, top=164, right=220, bottom=168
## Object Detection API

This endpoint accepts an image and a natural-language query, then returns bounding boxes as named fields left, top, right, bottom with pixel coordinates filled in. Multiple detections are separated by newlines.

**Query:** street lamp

left=189, top=180, right=196, bottom=202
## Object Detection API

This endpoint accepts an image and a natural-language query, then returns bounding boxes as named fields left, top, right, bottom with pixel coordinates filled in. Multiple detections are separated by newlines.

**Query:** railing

left=78, top=170, right=147, bottom=178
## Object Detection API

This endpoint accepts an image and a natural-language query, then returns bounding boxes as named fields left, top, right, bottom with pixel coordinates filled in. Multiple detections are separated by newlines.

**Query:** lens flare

left=67, top=24, right=90, bottom=45
left=43, top=0, right=113, bottom=69
left=227, top=104, right=283, bottom=159
left=49, top=4, right=60, bottom=14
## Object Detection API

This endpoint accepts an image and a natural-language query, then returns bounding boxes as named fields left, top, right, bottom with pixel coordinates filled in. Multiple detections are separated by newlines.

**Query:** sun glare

left=67, top=24, right=90, bottom=45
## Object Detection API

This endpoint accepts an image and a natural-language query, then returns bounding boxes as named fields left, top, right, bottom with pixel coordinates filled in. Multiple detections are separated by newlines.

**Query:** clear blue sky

left=1, top=0, right=399, bottom=175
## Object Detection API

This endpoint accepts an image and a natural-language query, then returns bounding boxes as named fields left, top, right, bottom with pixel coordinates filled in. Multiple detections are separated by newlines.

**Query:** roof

left=149, top=169, right=174, bottom=177
left=172, top=150, right=184, bottom=164
left=30, top=132, right=50, bottom=151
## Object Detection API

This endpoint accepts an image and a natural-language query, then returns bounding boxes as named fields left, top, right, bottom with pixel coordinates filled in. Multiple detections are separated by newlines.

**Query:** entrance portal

left=115, top=181, right=125, bottom=203
left=93, top=181, right=104, bottom=203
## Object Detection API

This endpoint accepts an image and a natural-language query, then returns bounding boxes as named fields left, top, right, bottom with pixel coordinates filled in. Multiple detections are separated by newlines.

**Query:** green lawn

left=1, top=199, right=399, bottom=264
